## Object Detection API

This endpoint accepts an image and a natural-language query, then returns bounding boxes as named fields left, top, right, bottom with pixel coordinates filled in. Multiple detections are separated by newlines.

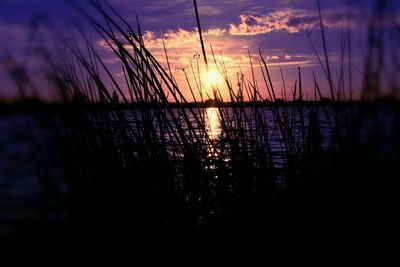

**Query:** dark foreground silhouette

left=0, top=104, right=398, bottom=263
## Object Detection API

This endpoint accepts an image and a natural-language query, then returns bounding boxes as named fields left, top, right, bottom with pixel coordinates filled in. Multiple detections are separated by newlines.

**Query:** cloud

left=140, top=28, right=226, bottom=49
left=263, top=53, right=311, bottom=66
left=96, top=28, right=226, bottom=50
left=97, top=27, right=230, bottom=68
left=139, top=28, right=270, bottom=70
left=97, top=26, right=312, bottom=75
left=229, top=9, right=347, bottom=35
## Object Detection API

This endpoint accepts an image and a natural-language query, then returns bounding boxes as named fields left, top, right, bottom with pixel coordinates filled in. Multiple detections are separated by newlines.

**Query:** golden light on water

left=205, top=107, right=221, bottom=139
left=205, top=107, right=222, bottom=175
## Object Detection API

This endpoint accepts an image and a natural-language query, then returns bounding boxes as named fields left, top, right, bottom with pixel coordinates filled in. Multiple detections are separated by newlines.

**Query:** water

left=0, top=105, right=397, bottom=236
left=0, top=114, right=68, bottom=235
left=122, top=106, right=339, bottom=168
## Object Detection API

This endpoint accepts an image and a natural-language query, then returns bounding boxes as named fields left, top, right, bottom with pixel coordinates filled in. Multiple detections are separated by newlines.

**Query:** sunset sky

left=0, top=0, right=398, bottom=101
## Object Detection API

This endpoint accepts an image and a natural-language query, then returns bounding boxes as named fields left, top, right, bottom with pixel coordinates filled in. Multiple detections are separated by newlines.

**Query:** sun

left=204, top=69, right=224, bottom=88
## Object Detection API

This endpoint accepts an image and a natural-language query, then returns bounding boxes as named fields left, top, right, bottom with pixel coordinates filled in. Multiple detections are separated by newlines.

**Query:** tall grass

left=2, top=0, right=398, bottom=254
left=47, top=0, right=337, bottom=241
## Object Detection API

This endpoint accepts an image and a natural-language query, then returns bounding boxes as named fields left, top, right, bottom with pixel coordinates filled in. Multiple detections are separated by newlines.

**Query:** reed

left=1, top=0, right=398, bottom=257
left=38, top=0, right=362, bottom=242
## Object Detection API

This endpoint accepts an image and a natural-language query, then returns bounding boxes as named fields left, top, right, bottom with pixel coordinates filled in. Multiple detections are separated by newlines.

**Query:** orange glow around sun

left=204, top=69, right=224, bottom=89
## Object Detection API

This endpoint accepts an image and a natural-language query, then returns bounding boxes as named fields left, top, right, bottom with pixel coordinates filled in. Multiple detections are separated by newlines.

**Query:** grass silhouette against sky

left=0, top=0, right=398, bottom=101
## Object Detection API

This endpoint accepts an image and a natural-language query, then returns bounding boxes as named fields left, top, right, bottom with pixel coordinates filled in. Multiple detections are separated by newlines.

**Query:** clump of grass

left=2, top=0, right=398, bottom=254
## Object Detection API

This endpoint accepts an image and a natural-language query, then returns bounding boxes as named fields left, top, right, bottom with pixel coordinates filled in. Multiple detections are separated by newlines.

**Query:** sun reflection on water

left=205, top=107, right=221, bottom=139
left=204, top=107, right=223, bottom=179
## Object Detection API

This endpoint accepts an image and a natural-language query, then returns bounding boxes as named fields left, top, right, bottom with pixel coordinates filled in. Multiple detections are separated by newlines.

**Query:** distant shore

left=1, top=97, right=399, bottom=113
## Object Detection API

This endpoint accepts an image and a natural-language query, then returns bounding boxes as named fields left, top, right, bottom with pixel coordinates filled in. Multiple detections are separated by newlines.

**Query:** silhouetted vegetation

left=0, top=0, right=398, bottom=262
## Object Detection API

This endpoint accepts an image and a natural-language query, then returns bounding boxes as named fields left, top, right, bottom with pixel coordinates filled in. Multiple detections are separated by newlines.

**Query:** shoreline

left=1, top=98, right=398, bottom=113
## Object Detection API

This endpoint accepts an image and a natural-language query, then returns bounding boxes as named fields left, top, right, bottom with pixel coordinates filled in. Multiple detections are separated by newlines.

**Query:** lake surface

left=0, top=105, right=397, bottom=237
